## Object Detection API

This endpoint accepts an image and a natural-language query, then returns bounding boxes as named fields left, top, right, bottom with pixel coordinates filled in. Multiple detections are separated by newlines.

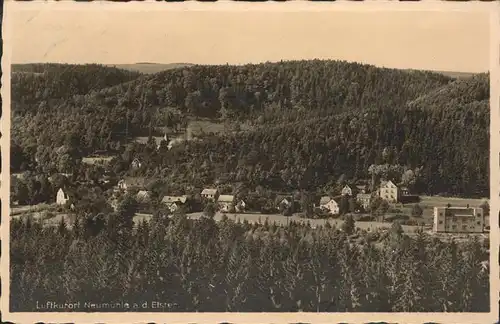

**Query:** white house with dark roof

left=201, top=188, right=219, bottom=201
left=319, top=196, right=339, bottom=215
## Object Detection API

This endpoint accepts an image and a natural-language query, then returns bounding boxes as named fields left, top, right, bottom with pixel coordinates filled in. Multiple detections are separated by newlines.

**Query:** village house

left=341, top=185, right=353, bottom=196
left=201, top=188, right=219, bottom=201
left=136, top=190, right=152, bottom=203
left=131, top=158, right=142, bottom=169
left=215, top=195, right=246, bottom=213
left=355, top=184, right=367, bottom=194
left=378, top=180, right=399, bottom=203
left=110, top=197, right=119, bottom=211
left=217, top=195, right=235, bottom=213
left=235, top=200, right=246, bottom=213
left=56, top=188, right=69, bottom=205
left=319, top=196, right=340, bottom=215
left=157, top=134, right=169, bottom=150
left=400, top=186, right=410, bottom=196
left=433, top=205, right=484, bottom=233
left=117, top=177, right=146, bottom=191
left=278, top=197, right=293, bottom=210
left=162, top=195, right=188, bottom=213
left=356, top=193, right=372, bottom=210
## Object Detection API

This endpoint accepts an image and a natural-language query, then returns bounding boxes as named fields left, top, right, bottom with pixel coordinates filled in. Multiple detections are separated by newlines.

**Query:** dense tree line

left=10, top=210, right=489, bottom=313
left=11, top=61, right=489, bottom=197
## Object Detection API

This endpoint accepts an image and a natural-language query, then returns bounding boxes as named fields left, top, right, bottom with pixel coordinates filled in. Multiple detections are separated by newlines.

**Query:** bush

left=411, top=204, right=424, bottom=217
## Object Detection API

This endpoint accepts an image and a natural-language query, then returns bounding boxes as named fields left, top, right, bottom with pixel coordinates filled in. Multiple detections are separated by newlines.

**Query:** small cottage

left=235, top=200, right=246, bottom=213
left=319, top=196, right=340, bottom=215
left=131, top=158, right=142, bottom=169
left=356, top=193, right=372, bottom=210
left=341, top=185, right=353, bottom=196
left=400, top=186, right=410, bottom=196
left=162, top=195, right=188, bottom=213
left=278, top=197, right=293, bottom=209
left=136, top=190, right=152, bottom=202
left=355, top=185, right=367, bottom=194
left=117, top=177, right=146, bottom=191
left=201, top=188, right=219, bottom=201
left=218, top=195, right=235, bottom=213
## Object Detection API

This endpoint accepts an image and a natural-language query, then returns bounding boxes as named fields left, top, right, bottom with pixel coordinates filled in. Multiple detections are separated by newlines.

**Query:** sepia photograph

left=2, top=1, right=498, bottom=323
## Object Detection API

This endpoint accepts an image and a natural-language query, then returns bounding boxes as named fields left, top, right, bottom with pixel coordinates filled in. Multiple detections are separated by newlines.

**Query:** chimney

left=467, top=204, right=469, bottom=208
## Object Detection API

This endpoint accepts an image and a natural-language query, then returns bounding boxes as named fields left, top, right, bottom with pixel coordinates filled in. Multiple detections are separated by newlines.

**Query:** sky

left=7, top=4, right=492, bottom=73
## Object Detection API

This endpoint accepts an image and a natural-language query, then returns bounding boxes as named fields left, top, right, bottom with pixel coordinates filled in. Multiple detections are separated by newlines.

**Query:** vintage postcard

left=1, top=1, right=499, bottom=323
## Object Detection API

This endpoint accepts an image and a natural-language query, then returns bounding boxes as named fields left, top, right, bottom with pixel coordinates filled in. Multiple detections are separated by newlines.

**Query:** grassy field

left=135, top=119, right=253, bottom=145
left=10, top=203, right=53, bottom=216
left=12, top=211, right=73, bottom=227
left=393, top=195, right=487, bottom=224
left=189, top=120, right=227, bottom=135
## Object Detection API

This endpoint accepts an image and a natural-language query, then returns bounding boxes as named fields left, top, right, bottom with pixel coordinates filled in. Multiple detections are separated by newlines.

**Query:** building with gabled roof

left=131, top=158, right=142, bottom=169
left=136, top=190, right=151, bottom=202
left=201, top=188, right=219, bottom=201
left=162, top=195, right=189, bottom=213
left=341, top=185, right=353, bottom=196
left=217, top=195, right=235, bottom=212
left=356, top=193, right=372, bottom=210
left=117, top=177, right=146, bottom=191
left=56, top=188, right=70, bottom=205
left=319, top=196, right=340, bottom=215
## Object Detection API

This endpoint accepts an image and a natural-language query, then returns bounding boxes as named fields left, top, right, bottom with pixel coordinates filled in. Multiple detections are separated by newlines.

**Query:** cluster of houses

left=113, top=178, right=247, bottom=214
left=51, top=175, right=488, bottom=234
left=317, top=180, right=413, bottom=215
left=55, top=177, right=415, bottom=217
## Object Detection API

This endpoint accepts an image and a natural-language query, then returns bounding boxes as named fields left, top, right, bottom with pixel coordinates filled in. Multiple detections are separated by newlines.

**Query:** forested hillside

left=11, top=63, right=143, bottom=114
left=11, top=61, right=490, bottom=197
left=124, top=106, right=488, bottom=196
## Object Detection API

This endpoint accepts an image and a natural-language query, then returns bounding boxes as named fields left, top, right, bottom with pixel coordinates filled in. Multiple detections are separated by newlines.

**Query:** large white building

left=433, top=206, right=484, bottom=233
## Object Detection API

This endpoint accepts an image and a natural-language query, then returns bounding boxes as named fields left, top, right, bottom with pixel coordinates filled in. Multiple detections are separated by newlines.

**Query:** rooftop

left=218, top=195, right=235, bottom=203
